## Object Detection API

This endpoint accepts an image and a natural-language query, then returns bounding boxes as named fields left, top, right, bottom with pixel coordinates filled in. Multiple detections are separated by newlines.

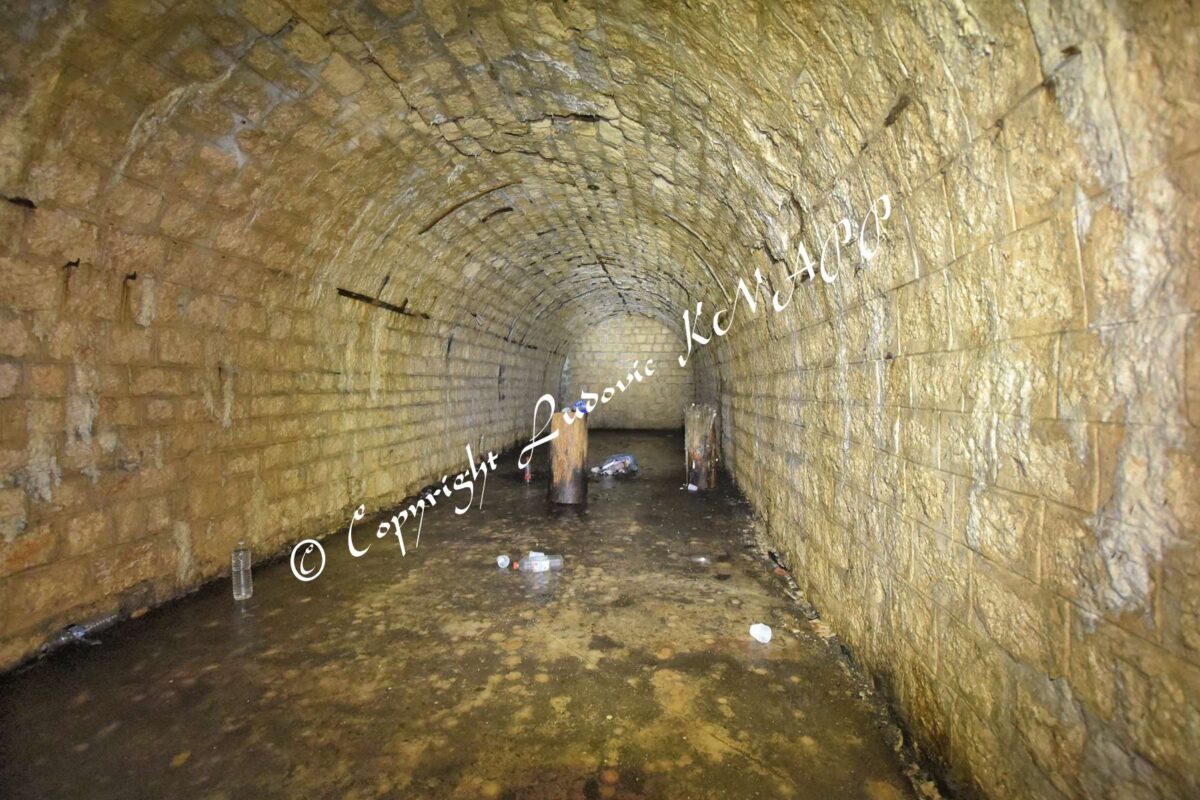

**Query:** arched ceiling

left=1, top=0, right=972, bottom=354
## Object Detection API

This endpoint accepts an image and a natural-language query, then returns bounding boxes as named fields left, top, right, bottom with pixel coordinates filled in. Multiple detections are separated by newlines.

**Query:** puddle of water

left=0, top=431, right=920, bottom=800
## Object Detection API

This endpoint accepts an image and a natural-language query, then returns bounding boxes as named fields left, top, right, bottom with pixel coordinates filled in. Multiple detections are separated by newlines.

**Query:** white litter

left=749, top=623, right=773, bottom=644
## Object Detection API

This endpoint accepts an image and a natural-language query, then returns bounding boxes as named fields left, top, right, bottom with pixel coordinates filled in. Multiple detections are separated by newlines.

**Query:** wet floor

left=0, top=430, right=919, bottom=799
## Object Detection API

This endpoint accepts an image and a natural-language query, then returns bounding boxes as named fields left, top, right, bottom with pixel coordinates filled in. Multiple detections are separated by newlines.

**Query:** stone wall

left=712, top=6, right=1200, bottom=798
left=0, top=225, right=555, bottom=665
left=561, top=315, right=691, bottom=429
left=0, top=0, right=567, bottom=668
left=0, top=1, right=1196, bottom=798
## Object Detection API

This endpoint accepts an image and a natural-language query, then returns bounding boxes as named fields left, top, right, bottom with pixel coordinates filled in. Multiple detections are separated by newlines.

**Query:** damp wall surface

left=711, top=9, right=1200, bottom=798
left=0, top=254, right=556, bottom=666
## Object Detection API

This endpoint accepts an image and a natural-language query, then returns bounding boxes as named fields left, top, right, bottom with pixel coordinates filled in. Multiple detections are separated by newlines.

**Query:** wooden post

left=549, top=410, right=588, bottom=504
left=684, top=403, right=718, bottom=490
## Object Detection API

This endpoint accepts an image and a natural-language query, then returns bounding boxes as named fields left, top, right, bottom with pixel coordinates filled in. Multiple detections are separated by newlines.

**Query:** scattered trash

left=591, top=453, right=638, bottom=476
left=41, top=612, right=121, bottom=654
left=767, top=550, right=790, bottom=573
left=231, top=541, right=252, bottom=601
left=571, top=399, right=590, bottom=416
left=749, top=623, right=773, bottom=644
left=686, top=483, right=698, bottom=492
left=496, top=555, right=511, bottom=569
left=690, top=556, right=711, bottom=566
left=515, top=550, right=564, bottom=573
left=523, top=463, right=532, bottom=483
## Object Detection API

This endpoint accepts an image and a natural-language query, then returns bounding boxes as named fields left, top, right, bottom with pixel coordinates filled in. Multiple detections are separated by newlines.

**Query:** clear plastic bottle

left=42, top=612, right=120, bottom=652
left=231, top=541, right=253, bottom=600
left=518, top=553, right=563, bottom=573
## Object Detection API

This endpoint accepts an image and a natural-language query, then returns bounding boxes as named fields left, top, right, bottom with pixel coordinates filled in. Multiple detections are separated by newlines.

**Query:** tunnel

left=0, top=0, right=1197, bottom=798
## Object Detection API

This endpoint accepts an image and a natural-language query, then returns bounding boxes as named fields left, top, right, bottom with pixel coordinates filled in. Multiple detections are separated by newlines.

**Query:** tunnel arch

left=0, top=2, right=1197, bottom=798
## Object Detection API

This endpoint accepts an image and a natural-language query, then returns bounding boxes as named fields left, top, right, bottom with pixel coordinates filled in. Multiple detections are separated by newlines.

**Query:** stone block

left=321, top=53, right=366, bottom=96
left=1005, top=87, right=1098, bottom=226
left=281, top=22, right=331, bottom=64
left=956, top=479, right=1041, bottom=581
left=28, top=364, right=66, bottom=397
left=910, top=526, right=971, bottom=618
left=91, top=537, right=176, bottom=597
left=939, top=616, right=1010, bottom=724
left=1078, top=725, right=1180, bottom=800
left=110, top=500, right=150, bottom=545
left=973, top=558, right=1066, bottom=675
left=946, top=127, right=1011, bottom=260
left=22, top=208, right=100, bottom=264
left=995, top=418, right=1095, bottom=512
left=1011, top=666, right=1086, bottom=798
left=1059, top=318, right=1189, bottom=425
left=903, top=175, right=954, bottom=275
left=899, top=407, right=939, bottom=468
left=962, top=334, right=1058, bottom=419
left=1103, top=626, right=1200, bottom=793
left=946, top=247, right=999, bottom=350
left=938, top=412, right=978, bottom=479
left=908, top=349, right=962, bottom=412
left=0, top=525, right=57, bottom=579
left=0, top=256, right=60, bottom=312
left=5, top=559, right=96, bottom=632
left=898, top=271, right=950, bottom=354
left=1096, top=424, right=1198, bottom=540
left=238, top=0, right=292, bottom=36
left=996, top=214, right=1085, bottom=338
left=61, top=510, right=113, bottom=557
left=894, top=580, right=938, bottom=655
left=901, top=461, right=954, bottom=531
left=103, top=179, right=162, bottom=226
left=25, top=152, right=102, bottom=208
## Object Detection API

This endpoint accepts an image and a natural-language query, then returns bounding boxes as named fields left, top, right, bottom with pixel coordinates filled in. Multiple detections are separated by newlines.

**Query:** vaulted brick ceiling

left=1, top=0, right=969, bottom=352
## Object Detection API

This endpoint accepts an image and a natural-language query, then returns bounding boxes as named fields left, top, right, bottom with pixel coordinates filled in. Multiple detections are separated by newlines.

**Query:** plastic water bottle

left=44, top=623, right=93, bottom=653
left=41, top=612, right=121, bottom=654
left=231, top=541, right=253, bottom=600
left=517, top=551, right=563, bottom=573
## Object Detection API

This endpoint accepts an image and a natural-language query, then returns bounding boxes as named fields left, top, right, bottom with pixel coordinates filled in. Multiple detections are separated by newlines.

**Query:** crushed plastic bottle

left=516, top=550, right=564, bottom=573
left=42, top=612, right=120, bottom=654
left=53, top=624, right=90, bottom=646
left=591, top=453, right=639, bottom=476
left=231, top=541, right=253, bottom=601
